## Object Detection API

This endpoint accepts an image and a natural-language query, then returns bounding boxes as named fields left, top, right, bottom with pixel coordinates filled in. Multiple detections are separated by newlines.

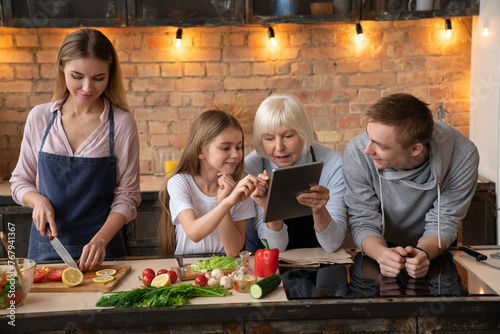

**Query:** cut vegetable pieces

left=93, top=276, right=114, bottom=283
left=249, top=274, right=281, bottom=299
left=96, top=269, right=117, bottom=276
left=151, top=274, right=171, bottom=287
left=62, top=267, right=84, bottom=287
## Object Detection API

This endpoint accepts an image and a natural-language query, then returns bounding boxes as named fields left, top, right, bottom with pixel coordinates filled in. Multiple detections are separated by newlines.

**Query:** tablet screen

left=263, top=161, right=324, bottom=222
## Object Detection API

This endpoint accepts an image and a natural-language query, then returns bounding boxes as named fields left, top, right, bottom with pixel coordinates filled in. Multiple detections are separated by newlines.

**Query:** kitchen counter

left=1, top=248, right=500, bottom=333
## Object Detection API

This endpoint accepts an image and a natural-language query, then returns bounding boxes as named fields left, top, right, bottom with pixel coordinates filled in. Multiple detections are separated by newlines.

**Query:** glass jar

left=233, top=251, right=257, bottom=293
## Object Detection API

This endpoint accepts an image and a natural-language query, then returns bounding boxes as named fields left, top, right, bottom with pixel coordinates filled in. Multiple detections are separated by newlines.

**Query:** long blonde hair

left=52, top=28, right=130, bottom=113
left=159, top=110, right=245, bottom=255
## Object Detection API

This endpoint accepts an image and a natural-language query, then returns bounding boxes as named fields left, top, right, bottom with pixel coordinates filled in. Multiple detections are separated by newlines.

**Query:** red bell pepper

left=254, top=239, right=279, bottom=278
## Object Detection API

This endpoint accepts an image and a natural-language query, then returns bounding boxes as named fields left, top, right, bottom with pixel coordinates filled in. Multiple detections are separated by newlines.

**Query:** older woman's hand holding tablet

left=244, top=94, right=347, bottom=253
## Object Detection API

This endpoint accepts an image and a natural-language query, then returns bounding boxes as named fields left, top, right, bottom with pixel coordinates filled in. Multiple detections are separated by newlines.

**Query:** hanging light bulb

left=445, top=19, right=452, bottom=39
left=176, top=28, right=182, bottom=48
left=356, top=23, right=364, bottom=42
left=482, top=17, right=490, bottom=36
left=268, top=27, right=276, bottom=46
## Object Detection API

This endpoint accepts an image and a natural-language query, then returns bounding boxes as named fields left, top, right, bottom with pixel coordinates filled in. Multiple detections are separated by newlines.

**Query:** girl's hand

left=32, top=195, right=57, bottom=237
left=226, top=174, right=258, bottom=206
left=217, top=173, right=236, bottom=203
left=250, top=171, right=270, bottom=209
left=296, top=185, right=330, bottom=214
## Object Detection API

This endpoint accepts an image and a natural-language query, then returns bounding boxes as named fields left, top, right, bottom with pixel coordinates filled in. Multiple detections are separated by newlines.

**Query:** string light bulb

left=356, top=23, right=364, bottom=42
left=176, top=28, right=182, bottom=48
left=268, top=27, right=276, bottom=46
left=445, top=19, right=452, bottom=39
left=482, top=17, right=490, bottom=36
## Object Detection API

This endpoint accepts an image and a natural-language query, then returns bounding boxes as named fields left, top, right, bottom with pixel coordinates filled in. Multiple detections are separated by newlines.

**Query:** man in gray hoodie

left=343, top=93, right=479, bottom=278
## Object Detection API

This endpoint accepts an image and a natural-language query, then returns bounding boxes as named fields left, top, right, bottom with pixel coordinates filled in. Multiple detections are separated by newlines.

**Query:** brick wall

left=0, top=17, right=473, bottom=177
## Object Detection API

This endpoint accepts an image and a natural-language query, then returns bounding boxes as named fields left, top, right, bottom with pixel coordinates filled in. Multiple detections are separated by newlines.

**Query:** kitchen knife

left=46, top=225, right=78, bottom=268
left=176, top=256, right=184, bottom=277
left=459, top=246, right=500, bottom=270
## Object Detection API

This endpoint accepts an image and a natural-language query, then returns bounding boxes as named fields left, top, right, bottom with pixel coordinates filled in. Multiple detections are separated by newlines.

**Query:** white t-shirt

left=167, top=173, right=255, bottom=255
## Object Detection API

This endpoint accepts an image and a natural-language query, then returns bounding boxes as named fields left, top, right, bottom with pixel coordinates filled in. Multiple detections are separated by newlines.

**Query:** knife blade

left=46, top=225, right=78, bottom=268
left=176, top=256, right=184, bottom=277
left=459, top=246, right=500, bottom=270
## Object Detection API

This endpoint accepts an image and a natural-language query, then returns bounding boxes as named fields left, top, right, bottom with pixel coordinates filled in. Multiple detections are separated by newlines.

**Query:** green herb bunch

left=96, top=283, right=231, bottom=308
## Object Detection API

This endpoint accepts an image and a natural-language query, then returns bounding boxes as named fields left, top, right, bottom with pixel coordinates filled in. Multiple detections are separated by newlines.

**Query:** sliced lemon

left=96, top=269, right=117, bottom=276
left=62, top=267, right=84, bottom=287
left=151, top=274, right=171, bottom=287
left=93, top=276, right=114, bottom=283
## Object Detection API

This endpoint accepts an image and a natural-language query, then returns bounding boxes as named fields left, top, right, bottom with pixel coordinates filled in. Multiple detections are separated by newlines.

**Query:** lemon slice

left=62, top=267, right=84, bottom=287
left=93, top=276, right=114, bottom=283
left=151, top=274, right=171, bottom=287
left=96, top=269, right=117, bottom=276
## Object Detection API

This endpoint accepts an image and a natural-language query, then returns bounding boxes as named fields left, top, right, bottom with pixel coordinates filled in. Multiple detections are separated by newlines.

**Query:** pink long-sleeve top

left=10, top=95, right=141, bottom=223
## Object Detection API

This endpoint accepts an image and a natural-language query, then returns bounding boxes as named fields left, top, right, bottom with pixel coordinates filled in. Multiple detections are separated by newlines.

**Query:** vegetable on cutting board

left=254, top=239, right=279, bottom=278
left=249, top=274, right=281, bottom=299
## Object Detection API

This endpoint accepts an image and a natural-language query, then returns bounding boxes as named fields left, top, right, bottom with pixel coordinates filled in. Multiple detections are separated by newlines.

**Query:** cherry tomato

left=166, top=270, right=178, bottom=283
left=142, top=273, right=154, bottom=286
left=156, top=269, right=168, bottom=276
left=33, top=268, right=47, bottom=283
left=195, top=275, right=207, bottom=287
left=46, top=269, right=63, bottom=281
left=142, top=268, right=155, bottom=279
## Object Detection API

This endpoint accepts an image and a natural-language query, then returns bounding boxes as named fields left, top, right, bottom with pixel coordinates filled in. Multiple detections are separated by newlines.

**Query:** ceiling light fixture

left=445, top=19, right=452, bottom=39
left=268, top=27, right=276, bottom=46
left=356, top=23, right=364, bottom=42
left=176, top=28, right=182, bottom=47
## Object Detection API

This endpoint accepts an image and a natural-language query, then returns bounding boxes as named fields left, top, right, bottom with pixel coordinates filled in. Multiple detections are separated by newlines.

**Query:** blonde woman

left=10, top=28, right=140, bottom=271
left=245, top=94, right=347, bottom=253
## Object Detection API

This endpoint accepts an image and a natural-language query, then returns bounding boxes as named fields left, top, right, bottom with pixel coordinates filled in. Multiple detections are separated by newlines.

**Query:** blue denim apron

left=27, top=106, right=127, bottom=261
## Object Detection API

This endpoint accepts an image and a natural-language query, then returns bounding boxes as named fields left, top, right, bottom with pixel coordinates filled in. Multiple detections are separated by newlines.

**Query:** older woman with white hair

left=245, top=94, right=347, bottom=253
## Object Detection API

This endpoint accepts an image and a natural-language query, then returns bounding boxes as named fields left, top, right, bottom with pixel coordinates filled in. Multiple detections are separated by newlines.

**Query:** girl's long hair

left=52, top=28, right=130, bottom=113
left=158, top=110, right=245, bottom=256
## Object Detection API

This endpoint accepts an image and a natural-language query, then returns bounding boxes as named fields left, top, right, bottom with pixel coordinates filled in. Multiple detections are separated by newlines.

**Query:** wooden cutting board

left=171, top=264, right=233, bottom=281
left=30, top=264, right=131, bottom=292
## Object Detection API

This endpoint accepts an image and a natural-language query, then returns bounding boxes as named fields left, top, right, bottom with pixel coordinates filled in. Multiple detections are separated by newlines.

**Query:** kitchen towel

left=279, top=247, right=353, bottom=267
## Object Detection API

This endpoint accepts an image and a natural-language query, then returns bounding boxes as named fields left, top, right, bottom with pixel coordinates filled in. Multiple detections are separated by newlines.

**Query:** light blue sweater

left=343, top=120, right=479, bottom=250
left=245, top=142, right=347, bottom=252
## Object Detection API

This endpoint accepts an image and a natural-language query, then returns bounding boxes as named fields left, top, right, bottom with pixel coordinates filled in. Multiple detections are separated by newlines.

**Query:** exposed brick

left=224, top=77, right=266, bottom=90
left=230, top=63, right=251, bottom=77
left=185, top=63, right=206, bottom=77
left=267, top=76, right=301, bottom=90
left=253, top=63, right=274, bottom=76
left=225, top=33, right=245, bottom=47
left=132, top=78, right=175, bottom=92
left=359, top=59, right=382, bottom=73
left=0, top=50, right=34, bottom=64
left=207, top=63, right=228, bottom=77
left=0, top=65, right=14, bottom=80
left=178, top=78, right=221, bottom=92
left=161, top=64, right=183, bottom=78
left=5, top=95, right=28, bottom=109
left=0, top=35, right=14, bottom=48
left=16, top=64, right=40, bottom=79
left=137, top=64, right=160, bottom=78
left=0, top=81, right=32, bottom=93
left=290, top=62, right=310, bottom=75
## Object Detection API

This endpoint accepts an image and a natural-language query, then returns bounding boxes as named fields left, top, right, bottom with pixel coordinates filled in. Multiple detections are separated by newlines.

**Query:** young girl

left=159, top=110, right=258, bottom=257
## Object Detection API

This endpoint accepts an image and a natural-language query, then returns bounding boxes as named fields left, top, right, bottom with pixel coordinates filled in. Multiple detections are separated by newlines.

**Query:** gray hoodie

left=343, top=120, right=479, bottom=250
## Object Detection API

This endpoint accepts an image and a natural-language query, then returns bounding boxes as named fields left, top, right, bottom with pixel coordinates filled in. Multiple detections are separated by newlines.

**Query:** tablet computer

left=263, top=161, right=324, bottom=223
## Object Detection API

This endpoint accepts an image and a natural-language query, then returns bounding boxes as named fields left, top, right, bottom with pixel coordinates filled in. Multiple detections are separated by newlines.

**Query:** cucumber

left=250, top=274, right=281, bottom=299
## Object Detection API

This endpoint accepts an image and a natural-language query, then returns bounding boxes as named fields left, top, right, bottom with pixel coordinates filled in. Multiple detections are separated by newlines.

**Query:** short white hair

left=253, top=94, right=314, bottom=157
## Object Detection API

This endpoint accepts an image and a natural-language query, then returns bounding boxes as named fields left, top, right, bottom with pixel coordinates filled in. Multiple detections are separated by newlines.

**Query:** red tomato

left=142, top=273, right=154, bottom=286
left=46, top=269, right=63, bottom=281
left=156, top=269, right=168, bottom=276
left=6, top=287, right=24, bottom=305
left=166, top=270, right=177, bottom=283
left=142, top=268, right=155, bottom=279
left=33, top=268, right=47, bottom=283
left=195, top=275, right=207, bottom=287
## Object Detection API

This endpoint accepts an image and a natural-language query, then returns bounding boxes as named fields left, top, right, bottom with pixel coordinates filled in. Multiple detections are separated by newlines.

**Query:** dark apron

left=27, top=106, right=126, bottom=261
left=282, top=147, right=320, bottom=250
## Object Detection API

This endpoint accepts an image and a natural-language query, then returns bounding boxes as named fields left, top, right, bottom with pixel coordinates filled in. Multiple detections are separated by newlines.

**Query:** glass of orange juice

left=164, top=159, right=177, bottom=178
